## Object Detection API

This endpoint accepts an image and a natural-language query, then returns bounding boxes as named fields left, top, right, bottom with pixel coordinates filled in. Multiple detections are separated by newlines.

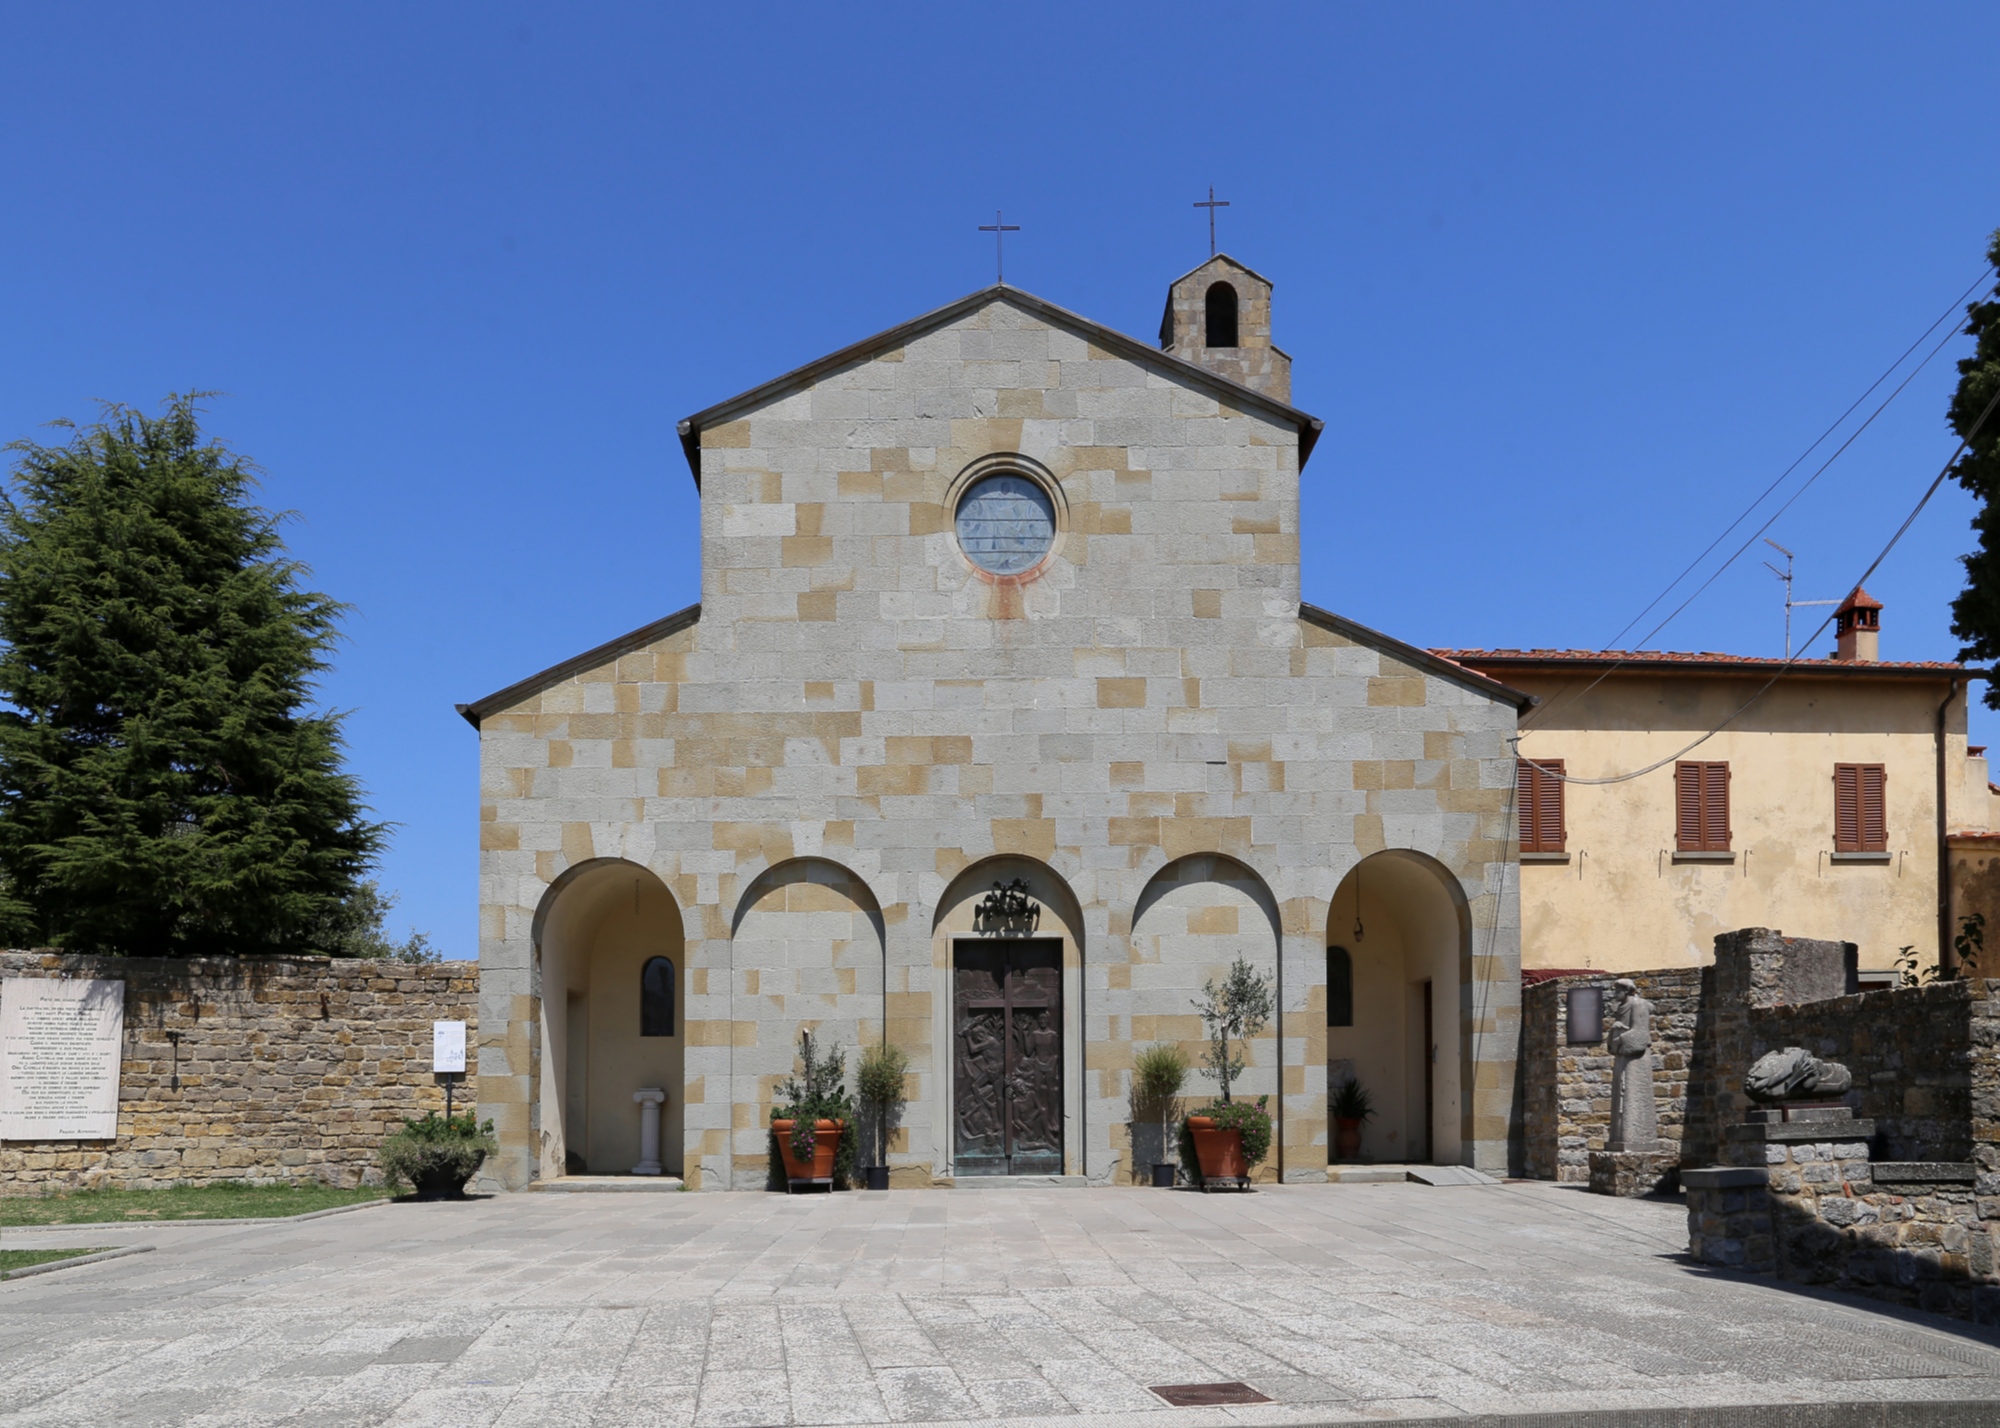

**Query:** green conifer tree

left=1947, top=232, right=2000, bottom=704
left=0, top=396, right=385, bottom=956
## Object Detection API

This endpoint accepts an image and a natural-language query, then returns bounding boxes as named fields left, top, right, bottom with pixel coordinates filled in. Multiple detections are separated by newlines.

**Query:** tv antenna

left=1761, top=539, right=1839, bottom=659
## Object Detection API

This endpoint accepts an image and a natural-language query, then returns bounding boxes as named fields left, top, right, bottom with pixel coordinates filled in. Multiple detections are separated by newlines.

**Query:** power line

left=1522, top=265, right=1993, bottom=733
left=1516, top=378, right=2000, bottom=787
left=1602, top=267, right=1991, bottom=653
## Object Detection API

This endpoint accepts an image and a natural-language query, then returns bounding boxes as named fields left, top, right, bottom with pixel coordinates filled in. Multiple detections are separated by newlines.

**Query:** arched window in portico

left=641, top=956, right=675, bottom=1036
left=1327, top=946, right=1353, bottom=1027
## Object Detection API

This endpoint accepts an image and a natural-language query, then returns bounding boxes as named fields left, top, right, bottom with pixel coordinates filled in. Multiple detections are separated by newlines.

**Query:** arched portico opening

left=534, top=860, right=686, bottom=1180
left=729, top=857, right=887, bottom=1190
left=932, top=857, right=1085, bottom=1179
left=1326, top=850, right=1470, bottom=1166
left=1129, top=854, right=1283, bottom=1182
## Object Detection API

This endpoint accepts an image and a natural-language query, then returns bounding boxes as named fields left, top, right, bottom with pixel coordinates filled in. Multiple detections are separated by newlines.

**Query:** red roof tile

left=1432, top=648, right=1962, bottom=674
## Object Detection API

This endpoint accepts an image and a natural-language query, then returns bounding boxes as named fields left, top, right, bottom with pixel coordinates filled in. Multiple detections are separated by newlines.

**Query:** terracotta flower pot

left=1334, top=1117, right=1363, bottom=1161
left=773, top=1119, right=841, bottom=1181
left=1186, top=1116, right=1248, bottom=1181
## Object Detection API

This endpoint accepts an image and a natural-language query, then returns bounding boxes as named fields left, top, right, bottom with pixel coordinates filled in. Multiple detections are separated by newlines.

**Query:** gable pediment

left=675, top=286, right=1321, bottom=486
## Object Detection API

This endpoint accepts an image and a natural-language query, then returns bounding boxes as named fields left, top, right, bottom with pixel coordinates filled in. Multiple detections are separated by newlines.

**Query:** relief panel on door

left=954, top=939, right=1063, bottom=1176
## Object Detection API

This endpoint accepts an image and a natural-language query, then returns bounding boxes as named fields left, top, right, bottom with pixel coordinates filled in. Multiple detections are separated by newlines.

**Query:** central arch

left=931, top=857, right=1085, bottom=1180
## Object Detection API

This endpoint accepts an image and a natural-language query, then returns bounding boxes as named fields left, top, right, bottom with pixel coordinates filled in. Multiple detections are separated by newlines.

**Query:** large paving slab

left=3, top=1182, right=2000, bottom=1426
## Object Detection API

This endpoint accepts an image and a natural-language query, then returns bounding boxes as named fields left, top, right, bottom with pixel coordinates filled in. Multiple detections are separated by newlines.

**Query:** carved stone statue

left=1745, top=1046, right=1853, bottom=1103
left=1607, top=979, right=1660, bottom=1152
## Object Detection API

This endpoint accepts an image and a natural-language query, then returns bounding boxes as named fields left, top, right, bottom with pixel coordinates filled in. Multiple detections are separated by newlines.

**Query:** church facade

left=462, top=256, right=1529, bottom=1190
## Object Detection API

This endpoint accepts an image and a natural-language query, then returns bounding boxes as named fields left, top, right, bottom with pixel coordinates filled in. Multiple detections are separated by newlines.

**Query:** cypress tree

left=0, top=396, right=384, bottom=956
left=1948, top=232, right=2000, bottom=704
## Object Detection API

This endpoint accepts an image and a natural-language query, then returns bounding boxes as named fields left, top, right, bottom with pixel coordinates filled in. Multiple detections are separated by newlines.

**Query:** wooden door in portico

left=953, top=939, right=1063, bottom=1176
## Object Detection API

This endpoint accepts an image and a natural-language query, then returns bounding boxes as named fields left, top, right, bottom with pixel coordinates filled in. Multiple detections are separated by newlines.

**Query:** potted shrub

left=769, top=1029, right=856, bottom=1191
left=1180, top=955, right=1274, bottom=1190
left=856, top=1041, right=910, bottom=1191
left=1131, top=1042, right=1188, bottom=1187
left=1331, top=1077, right=1375, bottom=1161
left=379, top=1110, right=496, bottom=1199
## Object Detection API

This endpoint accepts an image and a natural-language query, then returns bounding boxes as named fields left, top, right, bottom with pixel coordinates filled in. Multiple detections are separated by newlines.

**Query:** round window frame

left=945, top=454, right=1067, bottom=586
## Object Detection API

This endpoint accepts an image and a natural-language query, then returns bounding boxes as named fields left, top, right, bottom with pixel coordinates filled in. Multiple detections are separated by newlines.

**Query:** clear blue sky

left=2, top=4, right=1995, bottom=959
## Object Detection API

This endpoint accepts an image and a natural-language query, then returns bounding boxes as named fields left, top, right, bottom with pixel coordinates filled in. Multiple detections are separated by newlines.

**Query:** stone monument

left=1685, top=1048, right=1876, bottom=1279
left=1608, top=979, right=1660, bottom=1152
left=1588, top=979, right=1678, bottom=1196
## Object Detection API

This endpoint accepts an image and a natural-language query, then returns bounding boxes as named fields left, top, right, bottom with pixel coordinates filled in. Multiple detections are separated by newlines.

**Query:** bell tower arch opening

left=1204, top=282, right=1239, bottom=348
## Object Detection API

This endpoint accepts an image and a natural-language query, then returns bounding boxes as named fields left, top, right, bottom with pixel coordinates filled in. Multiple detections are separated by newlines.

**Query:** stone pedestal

left=1587, top=1148, right=1679, bottom=1197
left=632, top=1088, right=667, bottom=1176
left=1686, top=1110, right=1874, bottom=1273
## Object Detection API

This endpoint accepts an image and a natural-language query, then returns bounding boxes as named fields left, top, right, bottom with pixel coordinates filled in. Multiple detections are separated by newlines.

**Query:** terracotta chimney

left=1833, top=587, right=1882, bottom=662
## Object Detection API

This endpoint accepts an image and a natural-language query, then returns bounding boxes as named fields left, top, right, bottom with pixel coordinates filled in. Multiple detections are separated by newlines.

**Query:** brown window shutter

left=1676, top=763, right=1702, bottom=851
left=1515, top=758, right=1565, bottom=853
left=1834, top=764, right=1860, bottom=852
left=1677, top=761, right=1729, bottom=851
left=1832, top=764, right=1885, bottom=852
left=1859, top=764, right=1887, bottom=851
left=1705, top=762, right=1731, bottom=851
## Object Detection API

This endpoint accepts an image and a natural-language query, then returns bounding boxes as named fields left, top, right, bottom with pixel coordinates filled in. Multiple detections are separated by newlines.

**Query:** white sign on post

left=0, top=978, right=125, bottom=1141
left=432, top=1020, right=467, bottom=1075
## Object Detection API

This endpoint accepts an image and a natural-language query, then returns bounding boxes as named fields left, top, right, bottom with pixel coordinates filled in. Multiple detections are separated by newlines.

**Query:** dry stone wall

left=1519, top=968, right=1702, bottom=1181
left=1749, top=978, right=1995, bottom=1164
left=0, top=951, right=476, bottom=1193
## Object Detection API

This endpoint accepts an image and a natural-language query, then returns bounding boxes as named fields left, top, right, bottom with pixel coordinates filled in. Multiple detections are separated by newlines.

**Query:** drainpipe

left=1939, top=678, right=1964, bottom=976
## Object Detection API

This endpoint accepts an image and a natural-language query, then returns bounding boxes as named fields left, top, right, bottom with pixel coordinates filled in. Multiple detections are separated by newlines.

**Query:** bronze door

left=954, top=939, right=1063, bottom=1176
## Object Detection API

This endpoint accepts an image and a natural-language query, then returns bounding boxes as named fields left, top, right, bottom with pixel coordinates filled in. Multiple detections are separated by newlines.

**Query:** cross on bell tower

left=1193, top=186, right=1230, bottom=258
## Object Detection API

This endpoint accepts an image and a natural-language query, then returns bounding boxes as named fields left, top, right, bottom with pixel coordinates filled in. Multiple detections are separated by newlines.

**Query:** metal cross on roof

left=978, top=210, right=1020, bottom=284
left=1194, top=186, right=1230, bottom=257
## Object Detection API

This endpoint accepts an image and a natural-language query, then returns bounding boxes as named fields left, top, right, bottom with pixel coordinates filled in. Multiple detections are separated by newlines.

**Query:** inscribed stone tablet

left=0, top=978, right=125, bottom=1140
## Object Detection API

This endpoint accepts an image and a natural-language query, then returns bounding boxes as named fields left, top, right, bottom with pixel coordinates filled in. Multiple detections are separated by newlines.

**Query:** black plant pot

left=865, top=1165, right=891, bottom=1191
left=411, top=1169, right=471, bottom=1200
left=1151, top=1163, right=1177, bottom=1188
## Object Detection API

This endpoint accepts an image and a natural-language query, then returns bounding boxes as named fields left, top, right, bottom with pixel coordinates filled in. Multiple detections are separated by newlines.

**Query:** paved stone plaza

left=4, top=1183, right=2000, bottom=1427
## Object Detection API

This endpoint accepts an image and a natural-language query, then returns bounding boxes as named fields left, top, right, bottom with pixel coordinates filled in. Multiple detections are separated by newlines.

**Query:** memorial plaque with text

left=0, top=978, right=125, bottom=1140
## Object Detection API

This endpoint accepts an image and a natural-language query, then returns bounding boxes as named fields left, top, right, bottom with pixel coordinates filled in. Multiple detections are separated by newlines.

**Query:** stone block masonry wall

left=1519, top=968, right=1702, bottom=1181
left=0, top=952, right=476, bottom=1194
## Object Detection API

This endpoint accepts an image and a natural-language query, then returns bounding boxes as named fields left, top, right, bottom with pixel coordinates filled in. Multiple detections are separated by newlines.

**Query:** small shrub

left=378, top=1111, right=495, bottom=1197
left=857, top=1043, right=910, bottom=1109
left=1133, top=1042, right=1188, bottom=1108
left=1331, top=1078, right=1375, bottom=1123
left=857, top=1042, right=910, bottom=1168
left=1177, top=1096, right=1274, bottom=1187
left=769, top=1029, right=856, bottom=1187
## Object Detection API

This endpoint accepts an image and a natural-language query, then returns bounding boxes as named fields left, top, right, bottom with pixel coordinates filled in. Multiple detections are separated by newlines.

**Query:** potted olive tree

left=1180, top=956, right=1274, bottom=1190
left=856, top=1041, right=910, bottom=1191
left=1331, top=1077, right=1375, bottom=1161
left=770, top=1030, right=856, bottom=1191
left=1132, top=1043, right=1188, bottom=1186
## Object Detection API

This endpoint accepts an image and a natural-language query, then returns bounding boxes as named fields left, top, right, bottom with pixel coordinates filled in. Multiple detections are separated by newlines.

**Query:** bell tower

left=1159, top=254, right=1292, bottom=403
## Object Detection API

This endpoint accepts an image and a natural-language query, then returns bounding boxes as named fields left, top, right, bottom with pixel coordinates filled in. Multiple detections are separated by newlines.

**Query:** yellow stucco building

left=1445, top=590, right=1988, bottom=978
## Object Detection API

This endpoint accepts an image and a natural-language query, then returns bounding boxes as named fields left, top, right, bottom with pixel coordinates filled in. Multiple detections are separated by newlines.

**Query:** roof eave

left=1301, top=604, right=1535, bottom=711
left=1446, top=655, right=1969, bottom=682
left=458, top=603, right=701, bottom=729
